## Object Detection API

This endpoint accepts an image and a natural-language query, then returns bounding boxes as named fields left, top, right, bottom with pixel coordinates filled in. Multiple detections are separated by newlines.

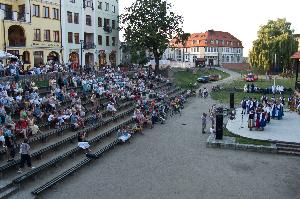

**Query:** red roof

left=170, top=30, right=243, bottom=48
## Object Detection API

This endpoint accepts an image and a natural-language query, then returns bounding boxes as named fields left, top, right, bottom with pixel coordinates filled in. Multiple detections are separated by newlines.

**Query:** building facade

left=163, top=30, right=244, bottom=66
left=61, top=0, right=119, bottom=69
left=294, top=34, right=300, bottom=51
left=0, top=0, right=62, bottom=67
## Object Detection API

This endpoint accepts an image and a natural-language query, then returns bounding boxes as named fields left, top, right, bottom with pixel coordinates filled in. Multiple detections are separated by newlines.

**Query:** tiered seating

left=0, top=70, right=186, bottom=199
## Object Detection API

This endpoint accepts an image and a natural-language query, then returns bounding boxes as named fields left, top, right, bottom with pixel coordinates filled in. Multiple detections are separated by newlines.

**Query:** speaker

left=215, top=114, right=223, bottom=140
left=230, top=93, right=234, bottom=109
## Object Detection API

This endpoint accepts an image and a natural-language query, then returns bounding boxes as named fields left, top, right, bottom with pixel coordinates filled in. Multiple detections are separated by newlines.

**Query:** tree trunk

left=154, top=52, right=160, bottom=75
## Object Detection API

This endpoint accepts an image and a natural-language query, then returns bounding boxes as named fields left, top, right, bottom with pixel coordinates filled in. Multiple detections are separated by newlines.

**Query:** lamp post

left=80, top=40, right=84, bottom=74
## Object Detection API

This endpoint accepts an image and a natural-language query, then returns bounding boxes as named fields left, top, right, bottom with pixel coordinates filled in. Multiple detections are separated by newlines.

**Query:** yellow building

left=294, top=34, right=300, bottom=51
left=0, top=0, right=62, bottom=68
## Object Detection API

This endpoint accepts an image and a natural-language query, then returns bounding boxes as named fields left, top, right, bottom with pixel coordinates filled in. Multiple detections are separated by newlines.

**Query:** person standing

left=201, top=113, right=207, bottom=134
left=18, top=138, right=34, bottom=173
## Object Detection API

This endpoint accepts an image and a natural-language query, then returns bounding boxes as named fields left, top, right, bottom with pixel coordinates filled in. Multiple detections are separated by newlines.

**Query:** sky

left=119, top=0, right=300, bottom=56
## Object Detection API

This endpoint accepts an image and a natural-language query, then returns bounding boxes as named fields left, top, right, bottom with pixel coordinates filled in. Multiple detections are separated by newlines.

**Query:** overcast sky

left=119, top=0, right=300, bottom=56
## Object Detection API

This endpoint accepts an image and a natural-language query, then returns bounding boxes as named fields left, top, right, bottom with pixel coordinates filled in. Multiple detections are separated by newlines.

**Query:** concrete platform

left=227, top=108, right=300, bottom=143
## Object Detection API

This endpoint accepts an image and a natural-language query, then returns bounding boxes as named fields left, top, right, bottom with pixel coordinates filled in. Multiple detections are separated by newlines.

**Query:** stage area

left=227, top=108, right=300, bottom=143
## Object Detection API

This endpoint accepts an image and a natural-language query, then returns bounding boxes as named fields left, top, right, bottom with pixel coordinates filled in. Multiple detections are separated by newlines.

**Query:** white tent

left=0, top=50, right=17, bottom=59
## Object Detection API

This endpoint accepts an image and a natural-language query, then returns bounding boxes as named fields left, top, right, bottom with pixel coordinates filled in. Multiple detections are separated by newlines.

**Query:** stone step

left=277, top=146, right=300, bottom=153
left=0, top=185, right=18, bottom=199
left=276, top=142, right=300, bottom=149
left=277, top=150, right=300, bottom=156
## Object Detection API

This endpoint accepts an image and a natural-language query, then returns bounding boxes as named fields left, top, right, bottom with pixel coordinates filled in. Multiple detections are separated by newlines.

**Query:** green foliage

left=223, top=129, right=271, bottom=146
left=120, top=0, right=184, bottom=73
left=249, top=18, right=298, bottom=72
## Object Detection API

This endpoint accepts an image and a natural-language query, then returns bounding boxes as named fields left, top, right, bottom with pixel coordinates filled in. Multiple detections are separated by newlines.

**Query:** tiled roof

left=170, top=30, right=243, bottom=48
left=291, top=51, right=300, bottom=59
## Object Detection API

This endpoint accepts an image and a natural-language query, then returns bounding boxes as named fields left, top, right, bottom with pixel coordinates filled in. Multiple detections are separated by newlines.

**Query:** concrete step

left=277, top=150, right=300, bottom=156
left=276, top=143, right=300, bottom=149
left=0, top=185, right=18, bottom=199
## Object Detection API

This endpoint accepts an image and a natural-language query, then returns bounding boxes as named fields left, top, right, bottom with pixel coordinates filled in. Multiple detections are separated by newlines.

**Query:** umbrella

left=0, top=50, right=17, bottom=59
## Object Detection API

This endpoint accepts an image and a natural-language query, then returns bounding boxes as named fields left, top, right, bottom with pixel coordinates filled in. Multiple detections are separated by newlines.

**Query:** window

left=74, top=33, right=79, bottom=44
left=104, top=18, right=110, bottom=28
left=54, top=31, right=60, bottom=42
left=70, top=0, right=75, bottom=3
left=85, top=0, right=93, bottom=8
left=105, top=2, right=109, bottom=11
left=74, top=13, right=79, bottom=24
left=98, top=35, right=102, bottom=45
left=34, top=51, right=44, bottom=66
left=53, top=8, right=59, bottom=19
left=106, top=36, right=109, bottom=46
left=33, top=4, right=40, bottom=17
left=112, top=37, right=116, bottom=46
left=44, top=30, right=50, bottom=41
left=112, top=5, right=115, bottom=13
left=33, top=29, right=41, bottom=41
left=68, top=32, right=73, bottom=43
left=43, top=7, right=49, bottom=18
left=86, top=15, right=91, bottom=26
left=98, top=17, right=102, bottom=27
left=111, top=20, right=116, bottom=29
left=98, top=1, right=102, bottom=9
left=67, top=12, right=72, bottom=23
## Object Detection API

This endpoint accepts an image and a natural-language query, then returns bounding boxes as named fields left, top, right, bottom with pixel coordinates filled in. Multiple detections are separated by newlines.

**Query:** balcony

left=4, top=10, right=28, bottom=22
left=103, top=25, right=112, bottom=33
left=83, top=42, right=96, bottom=49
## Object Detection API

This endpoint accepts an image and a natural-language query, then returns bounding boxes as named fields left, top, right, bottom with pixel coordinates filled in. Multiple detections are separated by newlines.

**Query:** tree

left=120, top=0, right=184, bottom=74
left=249, top=18, right=299, bottom=72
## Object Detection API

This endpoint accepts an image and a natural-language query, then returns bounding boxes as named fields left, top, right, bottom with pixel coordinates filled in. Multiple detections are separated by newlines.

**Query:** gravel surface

left=42, top=69, right=300, bottom=199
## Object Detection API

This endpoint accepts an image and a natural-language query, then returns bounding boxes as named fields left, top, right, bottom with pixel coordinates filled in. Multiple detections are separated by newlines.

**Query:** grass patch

left=223, top=128, right=271, bottom=146
left=173, top=68, right=230, bottom=89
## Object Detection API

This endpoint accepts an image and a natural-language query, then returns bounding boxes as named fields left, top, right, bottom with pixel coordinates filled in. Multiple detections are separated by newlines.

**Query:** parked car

left=209, top=74, right=220, bottom=81
left=244, top=73, right=258, bottom=82
left=197, top=76, right=210, bottom=83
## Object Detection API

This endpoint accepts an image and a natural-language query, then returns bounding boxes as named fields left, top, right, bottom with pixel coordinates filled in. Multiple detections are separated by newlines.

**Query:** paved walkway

left=41, top=68, right=300, bottom=199
left=227, top=108, right=300, bottom=143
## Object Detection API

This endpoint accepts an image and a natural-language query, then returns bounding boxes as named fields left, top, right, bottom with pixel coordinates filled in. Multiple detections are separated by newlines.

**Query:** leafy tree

left=249, top=18, right=299, bottom=72
left=120, top=0, right=184, bottom=73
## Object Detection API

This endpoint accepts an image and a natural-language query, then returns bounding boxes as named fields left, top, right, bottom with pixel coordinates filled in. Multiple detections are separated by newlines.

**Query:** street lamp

left=80, top=40, right=84, bottom=74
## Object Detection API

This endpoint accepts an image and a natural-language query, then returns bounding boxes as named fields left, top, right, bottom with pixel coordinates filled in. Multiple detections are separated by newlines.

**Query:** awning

left=291, top=51, right=300, bottom=59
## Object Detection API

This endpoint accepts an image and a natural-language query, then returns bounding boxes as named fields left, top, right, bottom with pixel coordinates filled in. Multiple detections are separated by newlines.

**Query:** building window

left=33, top=29, right=41, bottom=41
left=33, top=5, right=40, bottom=17
left=226, top=56, right=229, bottom=62
left=86, top=15, right=91, bottom=26
left=74, top=33, right=79, bottom=44
left=106, top=36, right=109, bottom=46
left=43, top=7, right=49, bottom=18
left=112, top=5, right=115, bottom=13
left=85, top=0, right=93, bottom=8
left=74, top=13, right=79, bottom=24
left=54, top=31, right=60, bottom=42
left=98, top=1, right=102, bottom=9
left=67, top=12, right=72, bottom=23
left=44, top=30, right=50, bottom=41
left=53, top=8, right=59, bottom=20
left=68, top=32, right=73, bottom=43
left=98, top=17, right=102, bottom=27
left=112, top=37, right=116, bottom=46
left=98, top=35, right=102, bottom=45
left=70, top=0, right=75, bottom=3
left=105, top=2, right=109, bottom=11
left=112, top=20, right=116, bottom=29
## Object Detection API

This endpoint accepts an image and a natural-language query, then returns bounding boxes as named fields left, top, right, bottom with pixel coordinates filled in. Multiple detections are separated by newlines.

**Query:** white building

left=163, top=30, right=244, bottom=66
left=61, top=0, right=119, bottom=69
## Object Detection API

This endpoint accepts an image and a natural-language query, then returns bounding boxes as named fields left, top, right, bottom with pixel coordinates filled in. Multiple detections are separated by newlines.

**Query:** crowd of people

left=243, top=83, right=286, bottom=94
left=0, top=65, right=186, bottom=170
left=240, top=93, right=300, bottom=131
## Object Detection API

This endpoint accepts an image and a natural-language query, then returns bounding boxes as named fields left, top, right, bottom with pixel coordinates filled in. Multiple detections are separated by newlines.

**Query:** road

left=43, top=68, right=300, bottom=199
